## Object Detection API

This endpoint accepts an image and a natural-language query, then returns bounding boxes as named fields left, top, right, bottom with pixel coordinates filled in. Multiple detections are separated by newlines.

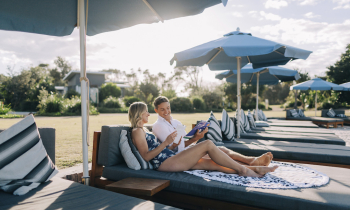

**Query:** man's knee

left=203, top=140, right=215, bottom=147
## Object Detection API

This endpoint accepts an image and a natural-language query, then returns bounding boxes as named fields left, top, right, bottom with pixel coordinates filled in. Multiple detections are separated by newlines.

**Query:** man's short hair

left=153, top=96, right=169, bottom=109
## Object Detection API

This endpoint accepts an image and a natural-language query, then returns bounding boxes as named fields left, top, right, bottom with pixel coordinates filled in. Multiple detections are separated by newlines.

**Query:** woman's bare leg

left=158, top=140, right=261, bottom=177
left=207, top=147, right=273, bottom=166
left=192, top=158, right=278, bottom=175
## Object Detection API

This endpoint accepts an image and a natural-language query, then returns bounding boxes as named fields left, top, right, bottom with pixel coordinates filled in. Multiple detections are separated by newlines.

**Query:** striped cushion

left=260, top=110, right=268, bottom=121
left=242, top=110, right=251, bottom=132
left=235, top=110, right=246, bottom=134
left=0, top=115, right=58, bottom=196
left=290, top=109, right=299, bottom=117
left=120, top=129, right=153, bottom=170
left=221, top=109, right=235, bottom=141
left=327, top=108, right=336, bottom=117
left=336, top=114, right=346, bottom=118
left=206, top=111, right=223, bottom=142
left=298, top=109, right=305, bottom=117
left=247, top=110, right=256, bottom=128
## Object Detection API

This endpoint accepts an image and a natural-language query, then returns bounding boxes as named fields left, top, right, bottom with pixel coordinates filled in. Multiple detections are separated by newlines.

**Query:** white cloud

left=304, top=12, right=320, bottom=18
left=299, top=0, right=321, bottom=6
left=260, top=11, right=282, bottom=21
left=232, top=12, right=243, bottom=17
left=231, top=4, right=244, bottom=7
left=333, top=0, right=350, bottom=9
left=250, top=19, right=350, bottom=76
left=265, top=0, right=288, bottom=9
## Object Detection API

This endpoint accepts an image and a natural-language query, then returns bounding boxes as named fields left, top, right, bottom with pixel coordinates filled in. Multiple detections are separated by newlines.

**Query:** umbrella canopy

left=216, top=64, right=300, bottom=120
left=0, top=0, right=227, bottom=185
left=0, top=0, right=227, bottom=36
left=171, top=29, right=312, bottom=138
left=340, top=82, right=350, bottom=91
left=290, top=78, right=344, bottom=116
left=170, top=29, right=312, bottom=70
left=216, top=64, right=300, bottom=85
left=290, top=78, right=344, bottom=91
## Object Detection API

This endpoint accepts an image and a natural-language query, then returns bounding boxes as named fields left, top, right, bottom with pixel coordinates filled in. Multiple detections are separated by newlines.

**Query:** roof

left=63, top=71, right=110, bottom=81
left=54, top=86, right=65, bottom=90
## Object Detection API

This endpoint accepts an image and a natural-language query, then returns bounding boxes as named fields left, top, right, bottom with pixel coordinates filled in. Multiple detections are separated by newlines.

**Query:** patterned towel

left=185, top=161, right=329, bottom=189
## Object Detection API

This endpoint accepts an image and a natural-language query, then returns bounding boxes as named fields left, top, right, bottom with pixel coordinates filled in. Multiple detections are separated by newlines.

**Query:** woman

left=129, top=102, right=278, bottom=177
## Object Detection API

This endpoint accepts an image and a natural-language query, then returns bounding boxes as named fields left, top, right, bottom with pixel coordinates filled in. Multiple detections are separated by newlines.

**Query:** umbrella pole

left=255, top=72, right=260, bottom=121
left=236, top=57, right=241, bottom=139
left=315, top=91, right=317, bottom=117
left=78, top=0, right=90, bottom=186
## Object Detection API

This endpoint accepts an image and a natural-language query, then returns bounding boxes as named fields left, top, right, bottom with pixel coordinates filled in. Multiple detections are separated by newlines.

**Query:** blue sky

left=0, top=0, right=349, bottom=85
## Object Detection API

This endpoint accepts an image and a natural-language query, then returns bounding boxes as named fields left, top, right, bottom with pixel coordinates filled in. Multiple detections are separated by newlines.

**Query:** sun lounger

left=91, top=125, right=350, bottom=210
left=321, top=109, right=350, bottom=125
left=224, top=119, right=345, bottom=145
left=238, top=131, right=345, bottom=145
left=222, top=139, right=350, bottom=168
left=286, top=110, right=344, bottom=128
left=252, top=126, right=335, bottom=134
left=0, top=127, right=177, bottom=210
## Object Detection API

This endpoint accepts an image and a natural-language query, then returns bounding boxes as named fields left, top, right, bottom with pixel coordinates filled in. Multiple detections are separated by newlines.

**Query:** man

left=152, top=96, right=273, bottom=166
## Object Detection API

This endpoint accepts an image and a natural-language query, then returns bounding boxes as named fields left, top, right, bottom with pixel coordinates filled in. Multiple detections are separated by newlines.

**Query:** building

left=62, top=71, right=130, bottom=104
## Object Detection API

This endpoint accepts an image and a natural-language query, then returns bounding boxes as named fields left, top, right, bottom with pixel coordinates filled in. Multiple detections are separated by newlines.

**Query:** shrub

left=98, top=107, right=129, bottom=113
left=20, top=101, right=39, bottom=111
left=99, top=82, right=121, bottom=102
left=123, top=96, right=141, bottom=107
left=192, top=97, right=206, bottom=110
left=0, top=103, right=11, bottom=115
left=169, top=97, right=193, bottom=112
left=65, top=89, right=80, bottom=99
left=202, top=92, right=222, bottom=110
left=103, top=96, right=121, bottom=108
left=148, top=104, right=156, bottom=113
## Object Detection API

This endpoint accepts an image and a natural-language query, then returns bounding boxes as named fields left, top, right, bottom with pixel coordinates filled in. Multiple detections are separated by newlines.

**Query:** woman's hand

left=165, top=131, right=177, bottom=146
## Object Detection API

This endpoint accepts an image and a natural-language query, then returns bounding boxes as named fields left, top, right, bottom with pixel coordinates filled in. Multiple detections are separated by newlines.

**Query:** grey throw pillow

left=298, top=109, right=305, bottom=117
left=290, top=109, right=299, bottom=118
left=235, top=110, right=246, bottom=134
left=119, top=129, right=153, bottom=170
left=247, top=110, right=256, bottom=128
left=327, top=108, right=336, bottom=117
left=0, top=115, right=58, bottom=196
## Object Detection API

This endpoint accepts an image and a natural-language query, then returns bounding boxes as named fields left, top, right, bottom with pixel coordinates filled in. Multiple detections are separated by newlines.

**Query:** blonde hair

left=128, top=102, right=148, bottom=129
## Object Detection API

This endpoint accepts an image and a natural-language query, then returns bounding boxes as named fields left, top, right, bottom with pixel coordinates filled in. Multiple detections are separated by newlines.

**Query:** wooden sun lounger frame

left=90, top=131, right=263, bottom=210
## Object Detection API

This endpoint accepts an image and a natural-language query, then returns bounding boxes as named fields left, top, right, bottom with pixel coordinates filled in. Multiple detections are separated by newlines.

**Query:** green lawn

left=1, top=109, right=349, bottom=169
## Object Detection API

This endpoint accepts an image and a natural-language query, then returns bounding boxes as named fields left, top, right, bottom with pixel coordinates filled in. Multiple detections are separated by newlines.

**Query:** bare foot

left=252, top=165, right=279, bottom=176
left=238, top=167, right=262, bottom=178
left=250, top=152, right=273, bottom=166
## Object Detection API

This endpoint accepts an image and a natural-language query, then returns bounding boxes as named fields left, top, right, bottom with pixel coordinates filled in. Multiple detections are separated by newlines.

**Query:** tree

left=49, top=56, right=72, bottom=85
left=173, top=66, right=203, bottom=96
left=135, top=82, right=159, bottom=105
left=326, top=44, right=350, bottom=105
left=99, top=82, right=121, bottom=102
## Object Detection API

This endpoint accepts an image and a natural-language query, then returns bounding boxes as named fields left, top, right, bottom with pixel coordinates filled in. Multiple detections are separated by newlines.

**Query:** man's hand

left=185, top=127, right=209, bottom=147
left=194, top=127, right=208, bottom=140
left=168, top=137, right=182, bottom=150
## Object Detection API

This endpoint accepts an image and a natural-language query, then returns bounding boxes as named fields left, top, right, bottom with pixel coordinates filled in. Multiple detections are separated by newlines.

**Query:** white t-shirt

left=152, top=115, right=187, bottom=153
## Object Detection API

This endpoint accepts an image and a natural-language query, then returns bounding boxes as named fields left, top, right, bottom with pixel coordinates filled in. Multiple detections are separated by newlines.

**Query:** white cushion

left=119, top=130, right=153, bottom=170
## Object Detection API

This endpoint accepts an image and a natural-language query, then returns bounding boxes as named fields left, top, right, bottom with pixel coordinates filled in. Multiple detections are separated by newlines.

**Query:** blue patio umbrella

left=0, top=0, right=227, bottom=185
left=216, top=64, right=300, bottom=120
left=290, top=78, right=344, bottom=116
left=170, top=28, right=312, bottom=138
left=340, top=82, right=350, bottom=91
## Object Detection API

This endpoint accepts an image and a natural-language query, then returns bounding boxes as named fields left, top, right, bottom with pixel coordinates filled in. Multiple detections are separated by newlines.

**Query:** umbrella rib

left=249, top=73, right=255, bottom=82
left=142, top=0, right=164, bottom=22
left=207, top=48, right=223, bottom=65
left=247, top=56, right=251, bottom=63
left=274, top=50, right=284, bottom=56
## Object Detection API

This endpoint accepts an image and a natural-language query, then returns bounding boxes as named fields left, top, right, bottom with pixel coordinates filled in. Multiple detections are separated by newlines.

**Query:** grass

left=1, top=109, right=349, bottom=169
left=0, top=114, right=24, bottom=118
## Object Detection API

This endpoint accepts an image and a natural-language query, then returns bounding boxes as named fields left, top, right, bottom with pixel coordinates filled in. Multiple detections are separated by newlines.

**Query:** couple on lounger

left=129, top=96, right=278, bottom=177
